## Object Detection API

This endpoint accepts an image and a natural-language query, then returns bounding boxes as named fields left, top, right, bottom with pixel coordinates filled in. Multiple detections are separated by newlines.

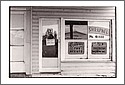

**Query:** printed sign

left=68, top=42, right=84, bottom=54
left=88, top=33, right=109, bottom=40
left=46, top=39, right=55, bottom=46
left=89, top=26, right=109, bottom=36
left=91, top=42, right=107, bottom=54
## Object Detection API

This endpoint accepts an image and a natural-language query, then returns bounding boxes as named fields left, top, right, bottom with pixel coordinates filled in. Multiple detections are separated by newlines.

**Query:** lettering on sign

left=68, top=42, right=84, bottom=54
left=89, top=26, right=109, bottom=36
left=91, top=42, right=107, bottom=54
left=46, top=39, right=55, bottom=46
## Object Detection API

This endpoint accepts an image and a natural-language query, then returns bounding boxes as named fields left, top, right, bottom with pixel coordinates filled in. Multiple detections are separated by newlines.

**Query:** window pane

left=10, top=14, right=24, bottom=29
left=73, top=25, right=87, bottom=39
left=42, top=20, right=59, bottom=58
left=10, top=30, right=24, bottom=45
left=65, top=21, right=88, bottom=39
left=88, top=21, right=110, bottom=37
left=89, top=21, right=109, bottom=28
left=10, top=46, right=24, bottom=61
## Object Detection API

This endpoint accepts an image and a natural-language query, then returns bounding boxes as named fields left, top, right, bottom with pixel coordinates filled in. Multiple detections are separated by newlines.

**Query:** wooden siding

left=31, top=6, right=115, bottom=73
left=32, top=61, right=115, bottom=77
left=61, top=61, right=115, bottom=77
left=32, top=6, right=115, bottom=19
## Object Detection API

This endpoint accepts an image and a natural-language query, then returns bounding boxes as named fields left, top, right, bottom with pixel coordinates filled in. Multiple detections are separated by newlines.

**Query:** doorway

left=39, top=18, right=61, bottom=72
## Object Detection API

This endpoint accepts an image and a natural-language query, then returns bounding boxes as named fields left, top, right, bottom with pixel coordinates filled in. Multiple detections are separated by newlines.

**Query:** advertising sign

left=89, top=26, right=109, bottom=36
left=91, top=42, right=107, bottom=54
left=68, top=42, right=84, bottom=54
left=46, top=39, right=55, bottom=46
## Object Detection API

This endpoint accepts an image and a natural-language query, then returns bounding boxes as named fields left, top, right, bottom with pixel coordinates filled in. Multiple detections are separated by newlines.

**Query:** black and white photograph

left=9, top=6, right=116, bottom=78
left=1, top=1, right=124, bottom=84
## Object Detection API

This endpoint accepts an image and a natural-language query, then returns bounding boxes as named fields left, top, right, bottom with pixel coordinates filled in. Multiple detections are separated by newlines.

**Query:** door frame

left=39, top=18, right=61, bottom=72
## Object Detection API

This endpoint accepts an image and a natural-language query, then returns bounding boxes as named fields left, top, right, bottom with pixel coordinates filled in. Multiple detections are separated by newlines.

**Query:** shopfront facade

left=10, top=6, right=116, bottom=77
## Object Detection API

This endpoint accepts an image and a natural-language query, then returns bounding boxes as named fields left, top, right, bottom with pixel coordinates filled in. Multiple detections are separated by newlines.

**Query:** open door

left=39, top=18, right=61, bottom=72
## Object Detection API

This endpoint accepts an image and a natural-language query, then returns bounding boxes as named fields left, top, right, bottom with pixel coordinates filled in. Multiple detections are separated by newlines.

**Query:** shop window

left=65, top=21, right=88, bottom=39
left=91, top=42, right=107, bottom=54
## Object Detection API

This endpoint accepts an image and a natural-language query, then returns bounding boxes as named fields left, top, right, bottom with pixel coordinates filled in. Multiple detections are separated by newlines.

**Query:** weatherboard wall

left=31, top=6, right=115, bottom=73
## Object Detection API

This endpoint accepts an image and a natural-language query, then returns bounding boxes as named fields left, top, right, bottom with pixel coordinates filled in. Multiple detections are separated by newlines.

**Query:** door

left=65, top=20, right=88, bottom=59
left=39, top=18, right=61, bottom=72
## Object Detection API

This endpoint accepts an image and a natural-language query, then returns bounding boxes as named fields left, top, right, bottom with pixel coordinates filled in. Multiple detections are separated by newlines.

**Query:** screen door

left=39, top=18, right=61, bottom=72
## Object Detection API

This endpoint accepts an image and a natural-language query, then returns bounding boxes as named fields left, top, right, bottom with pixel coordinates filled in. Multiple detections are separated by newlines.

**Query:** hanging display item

left=42, top=28, right=58, bottom=57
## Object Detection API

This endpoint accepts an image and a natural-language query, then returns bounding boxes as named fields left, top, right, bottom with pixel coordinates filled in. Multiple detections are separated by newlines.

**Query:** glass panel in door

left=42, top=20, right=59, bottom=58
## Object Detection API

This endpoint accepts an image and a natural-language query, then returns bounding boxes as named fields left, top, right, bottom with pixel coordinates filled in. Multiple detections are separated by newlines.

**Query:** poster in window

left=91, top=42, right=107, bottom=54
left=68, top=42, right=84, bottom=54
left=46, top=39, right=55, bottom=46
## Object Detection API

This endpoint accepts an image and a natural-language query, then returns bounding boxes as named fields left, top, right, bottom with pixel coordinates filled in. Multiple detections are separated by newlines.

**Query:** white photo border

left=1, top=1, right=124, bottom=84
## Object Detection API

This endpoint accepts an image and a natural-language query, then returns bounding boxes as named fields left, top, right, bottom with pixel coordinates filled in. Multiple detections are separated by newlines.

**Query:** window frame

left=10, top=11, right=26, bottom=63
